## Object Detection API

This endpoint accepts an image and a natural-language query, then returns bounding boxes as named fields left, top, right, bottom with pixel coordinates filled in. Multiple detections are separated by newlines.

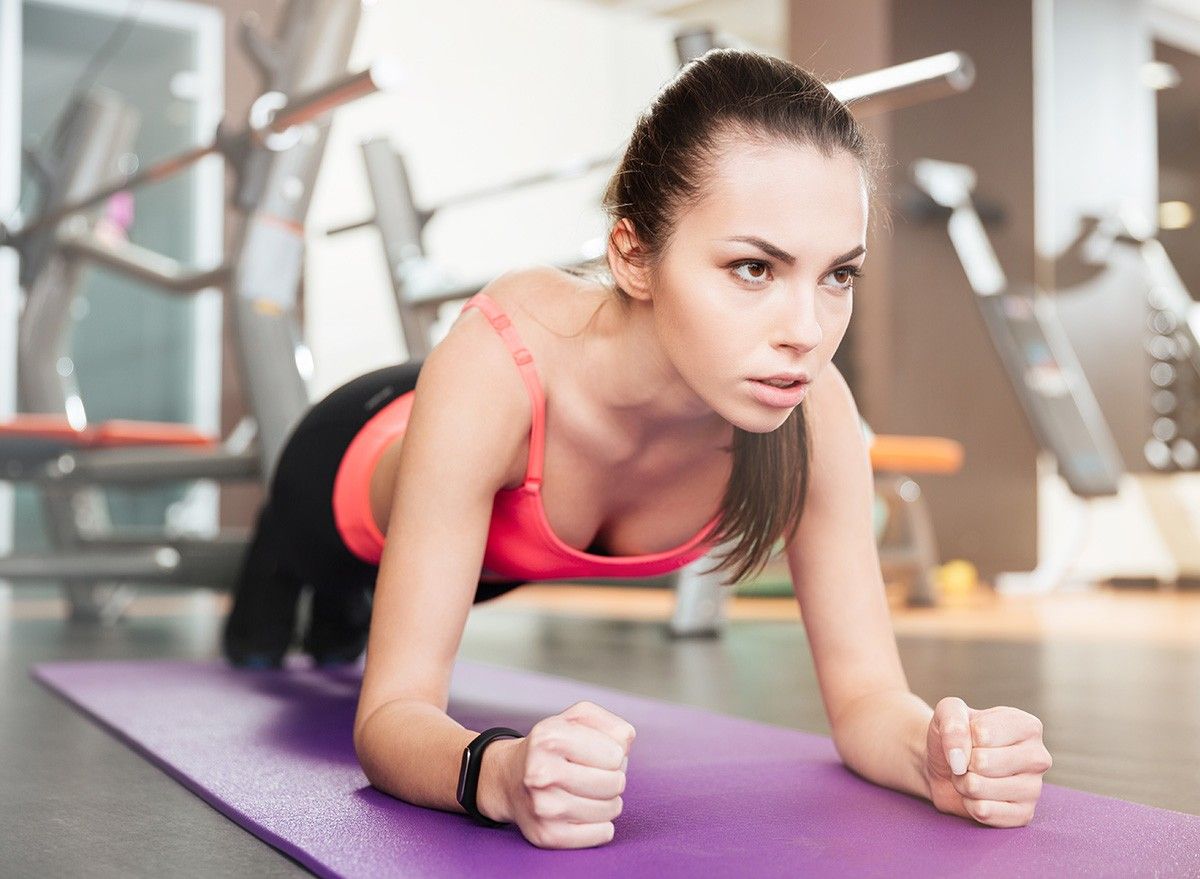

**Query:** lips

left=748, top=377, right=810, bottom=408
left=752, top=373, right=811, bottom=388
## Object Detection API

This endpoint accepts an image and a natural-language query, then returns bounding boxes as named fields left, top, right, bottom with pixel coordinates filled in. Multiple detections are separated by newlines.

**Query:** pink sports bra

left=331, top=291, right=722, bottom=581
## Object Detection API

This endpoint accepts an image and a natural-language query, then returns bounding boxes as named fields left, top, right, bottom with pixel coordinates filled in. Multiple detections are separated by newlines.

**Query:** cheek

left=667, top=300, right=749, bottom=377
left=820, top=297, right=853, bottom=347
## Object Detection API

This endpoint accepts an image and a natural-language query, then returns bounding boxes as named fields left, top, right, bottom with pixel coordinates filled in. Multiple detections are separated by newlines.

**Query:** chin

left=724, top=405, right=795, bottom=435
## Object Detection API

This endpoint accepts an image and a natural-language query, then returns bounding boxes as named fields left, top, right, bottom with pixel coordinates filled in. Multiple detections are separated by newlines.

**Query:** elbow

left=830, top=734, right=869, bottom=782
left=830, top=732, right=853, bottom=770
left=353, top=704, right=386, bottom=783
left=352, top=696, right=428, bottom=787
left=352, top=703, right=373, bottom=757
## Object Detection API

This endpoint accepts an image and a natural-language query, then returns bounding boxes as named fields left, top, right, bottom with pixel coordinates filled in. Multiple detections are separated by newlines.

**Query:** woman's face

left=647, top=138, right=868, bottom=433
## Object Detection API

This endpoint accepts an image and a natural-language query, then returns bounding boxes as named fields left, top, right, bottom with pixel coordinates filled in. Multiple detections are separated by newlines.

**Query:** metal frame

left=911, top=158, right=1125, bottom=499
left=914, top=159, right=1200, bottom=591
left=336, top=50, right=977, bottom=363
left=874, top=474, right=944, bottom=608
left=15, top=0, right=225, bottom=536
left=0, top=0, right=391, bottom=617
left=910, top=158, right=1125, bottom=595
left=0, top=0, right=21, bottom=568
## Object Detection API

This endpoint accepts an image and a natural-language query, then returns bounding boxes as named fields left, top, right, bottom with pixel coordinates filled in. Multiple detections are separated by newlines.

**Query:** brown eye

left=732, top=260, right=771, bottom=285
left=826, top=266, right=861, bottom=290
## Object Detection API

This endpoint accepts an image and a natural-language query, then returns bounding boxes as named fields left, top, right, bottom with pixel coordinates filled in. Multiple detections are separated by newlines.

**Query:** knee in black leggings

left=222, top=502, right=306, bottom=668
left=302, top=580, right=374, bottom=666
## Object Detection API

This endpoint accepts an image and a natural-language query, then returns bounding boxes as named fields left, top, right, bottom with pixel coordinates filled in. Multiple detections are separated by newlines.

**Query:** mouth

left=750, top=374, right=810, bottom=390
left=747, top=376, right=811, bottom=408
left=754, top=379, right=804, bottom=390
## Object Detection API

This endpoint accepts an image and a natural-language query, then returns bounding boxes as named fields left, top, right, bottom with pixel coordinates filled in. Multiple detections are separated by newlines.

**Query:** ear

left=606, top=218, right=654, bottom=303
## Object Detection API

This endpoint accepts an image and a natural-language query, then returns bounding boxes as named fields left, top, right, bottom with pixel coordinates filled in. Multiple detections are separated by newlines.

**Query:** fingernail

left=949, top=748, right=968, bottom=775
left=621, top=756, right=628, bottom=771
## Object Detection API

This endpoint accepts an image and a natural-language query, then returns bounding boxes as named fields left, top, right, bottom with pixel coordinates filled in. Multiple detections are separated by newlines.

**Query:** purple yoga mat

left=31, top=659, right=1200, bottom=878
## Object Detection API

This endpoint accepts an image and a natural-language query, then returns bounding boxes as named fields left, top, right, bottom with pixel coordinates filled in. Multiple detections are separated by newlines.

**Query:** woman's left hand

left=924, top=697, right=1053, bottom=828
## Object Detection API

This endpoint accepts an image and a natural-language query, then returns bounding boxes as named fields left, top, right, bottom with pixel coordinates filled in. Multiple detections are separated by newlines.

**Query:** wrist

left=475, top=736, right=520, bottom=823
left=833, top=691, right=935, bottom=803
left=915, top=714, right=934, bottom=802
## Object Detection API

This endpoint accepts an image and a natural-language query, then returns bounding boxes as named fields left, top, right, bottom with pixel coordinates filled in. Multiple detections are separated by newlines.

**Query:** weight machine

left=911, top=158, right=1200, bottom=592
left=0, top=0, right=398, bottom=618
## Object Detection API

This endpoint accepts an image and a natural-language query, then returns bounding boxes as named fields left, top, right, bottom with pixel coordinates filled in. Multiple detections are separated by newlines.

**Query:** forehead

left=684, top=138, right=868, bottom=247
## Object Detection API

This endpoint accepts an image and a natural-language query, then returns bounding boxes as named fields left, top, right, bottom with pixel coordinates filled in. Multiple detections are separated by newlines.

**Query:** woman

left=223, top=48, right=1052, bottom=848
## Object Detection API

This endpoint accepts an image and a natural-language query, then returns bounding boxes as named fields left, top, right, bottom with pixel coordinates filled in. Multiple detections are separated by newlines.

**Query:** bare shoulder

left=474, top=263, right=600, bottom=335
left=435, top=262, right=589, bottom=365
left=413, top=265, right=592, bottom=490
left=479, top=263, right=567, bottom=303
left=806, top=361, right=855, bottom=424
left=464, top=264, right=604, bottom=379
left=803, top=362, right=872, bottom=501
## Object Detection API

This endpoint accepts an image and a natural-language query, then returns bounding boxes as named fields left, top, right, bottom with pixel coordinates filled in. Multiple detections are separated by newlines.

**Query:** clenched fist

left=495, top=700, right=635, bottom=849
left=925, top=696, right=1053, bottom=828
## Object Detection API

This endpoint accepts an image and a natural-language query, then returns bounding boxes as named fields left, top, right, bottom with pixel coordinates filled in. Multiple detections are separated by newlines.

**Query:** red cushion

left=0, top=415, right=216, bottom=448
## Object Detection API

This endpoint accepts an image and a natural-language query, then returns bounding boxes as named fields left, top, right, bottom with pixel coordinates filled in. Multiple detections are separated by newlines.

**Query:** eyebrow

left=720, top=236, right=866, bottom=268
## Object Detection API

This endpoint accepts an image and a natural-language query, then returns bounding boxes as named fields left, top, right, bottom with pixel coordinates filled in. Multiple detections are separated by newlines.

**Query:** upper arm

left=354, top=276, right=536, bottom=738
left=785, top=363, right=910, bottom=733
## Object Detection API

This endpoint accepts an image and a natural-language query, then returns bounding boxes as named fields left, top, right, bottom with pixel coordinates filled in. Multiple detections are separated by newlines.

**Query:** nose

left=771, top=284, right=823, bottom=353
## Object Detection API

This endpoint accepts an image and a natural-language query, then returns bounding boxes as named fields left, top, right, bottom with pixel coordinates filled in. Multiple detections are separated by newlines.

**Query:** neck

left=581, top=290, right=730, bottom=448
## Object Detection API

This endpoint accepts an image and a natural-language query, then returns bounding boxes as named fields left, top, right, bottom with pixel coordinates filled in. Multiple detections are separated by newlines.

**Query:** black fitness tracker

left=456, top=726, right=524, bottom=827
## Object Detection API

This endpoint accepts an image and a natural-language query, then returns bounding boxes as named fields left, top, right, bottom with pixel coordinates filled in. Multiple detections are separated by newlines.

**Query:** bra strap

left=459, top=292, right=545, bottom=487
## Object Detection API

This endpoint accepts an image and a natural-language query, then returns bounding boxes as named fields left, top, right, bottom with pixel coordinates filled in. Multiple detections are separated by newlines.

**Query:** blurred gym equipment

left=911, top=157, right=1200, bottom=593
left=0, top=0, right=397, bottom=619
left=330, top=46, right=976, bottom=364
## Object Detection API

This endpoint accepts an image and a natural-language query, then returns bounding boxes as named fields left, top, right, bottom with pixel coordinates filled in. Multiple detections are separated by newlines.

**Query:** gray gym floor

left=2, top=584, right=1198, bottom=877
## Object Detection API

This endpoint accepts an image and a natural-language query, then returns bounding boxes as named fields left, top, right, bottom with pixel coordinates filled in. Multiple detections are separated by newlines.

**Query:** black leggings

left=222, top=359, right=526, bottom=667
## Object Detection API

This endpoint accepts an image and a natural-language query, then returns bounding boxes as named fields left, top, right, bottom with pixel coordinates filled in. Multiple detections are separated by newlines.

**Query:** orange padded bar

left=869, top=434, right=964, bottom=474
left=90, top=420, right=216, bottom=448
left=0, top=415, right=87, bottom=441
left=0, top=415, right=215, bottom=448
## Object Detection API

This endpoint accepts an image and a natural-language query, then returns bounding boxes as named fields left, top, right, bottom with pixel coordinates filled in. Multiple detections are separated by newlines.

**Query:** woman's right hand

left=494, top=700, right=635, bottom=849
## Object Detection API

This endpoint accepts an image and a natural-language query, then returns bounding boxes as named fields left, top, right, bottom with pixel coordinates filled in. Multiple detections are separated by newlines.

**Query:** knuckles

left=563, top=700, right=599, bottom=721
left=523, top=763, right=554, bottom=792
left=969, top=743, right=1053, bottom=780
left=1036, top=748, right=1053, bottom=773
left=526, top=724, right=563, bottom=755
left=958, top=772, right=981, bottom=798
left=530, top=790, right=564, bottom=820
left=935, top=696, right=968, bottom=718
left=556, top=701, right=637, bottom=750
left=528, top=826, right=563, bottom=849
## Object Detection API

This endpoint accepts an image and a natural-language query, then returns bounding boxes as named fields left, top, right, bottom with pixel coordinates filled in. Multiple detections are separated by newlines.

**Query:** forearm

left=830, top=689, right=934, bottom=801
left=355, top=699, right=518, bottom=821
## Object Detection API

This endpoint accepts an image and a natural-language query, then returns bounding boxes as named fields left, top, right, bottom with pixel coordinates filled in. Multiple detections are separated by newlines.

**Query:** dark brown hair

left=581, top=48, right=878, bottom=584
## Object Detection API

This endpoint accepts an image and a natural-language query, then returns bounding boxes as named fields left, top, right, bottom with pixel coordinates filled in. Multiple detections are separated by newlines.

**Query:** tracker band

left=456, top=726, right=524, bottom=827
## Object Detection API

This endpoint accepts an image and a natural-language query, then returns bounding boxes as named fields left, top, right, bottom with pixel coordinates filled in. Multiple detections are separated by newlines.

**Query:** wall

left=788, top=0, right=1040, bottom=580
left=302, top=0, right=683, bottom=396
left=787, top=0, right=894, bottom=422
